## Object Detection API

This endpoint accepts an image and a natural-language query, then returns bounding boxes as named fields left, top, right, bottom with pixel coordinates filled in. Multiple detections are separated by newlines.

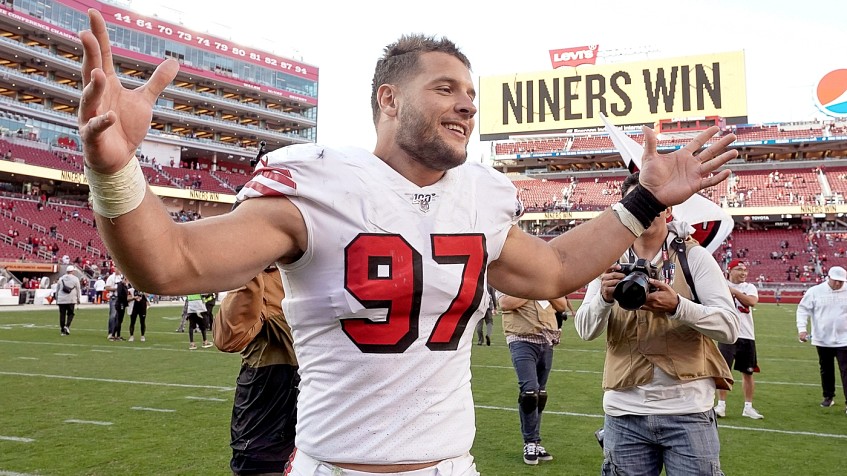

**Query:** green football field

left=0, top=302, right=844, bottom=475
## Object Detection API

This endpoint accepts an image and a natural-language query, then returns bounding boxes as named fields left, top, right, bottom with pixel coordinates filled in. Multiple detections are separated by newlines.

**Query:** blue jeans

left=601, top=411, right=724, bottom=475
left=508, top=340, right=553, bottom=443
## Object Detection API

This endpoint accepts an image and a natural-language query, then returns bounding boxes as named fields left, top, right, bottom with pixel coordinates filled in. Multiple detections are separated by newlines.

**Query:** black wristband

left=619, top=184, right=667, bottom=229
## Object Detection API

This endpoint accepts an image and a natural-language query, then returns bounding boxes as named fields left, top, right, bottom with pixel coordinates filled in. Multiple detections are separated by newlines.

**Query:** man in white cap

left=56, top=265, right=81, bottom=335
left=797, top=266, right=847, bottom=411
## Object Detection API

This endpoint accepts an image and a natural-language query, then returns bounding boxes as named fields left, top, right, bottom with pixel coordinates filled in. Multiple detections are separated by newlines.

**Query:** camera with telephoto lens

left=612, top=258, right=661, bottom=310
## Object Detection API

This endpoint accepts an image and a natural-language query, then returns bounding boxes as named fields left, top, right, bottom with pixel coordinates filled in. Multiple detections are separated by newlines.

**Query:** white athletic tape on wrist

left=611, top=202, right=645, bottom=238
left=84, top=157, right=147, bottom=219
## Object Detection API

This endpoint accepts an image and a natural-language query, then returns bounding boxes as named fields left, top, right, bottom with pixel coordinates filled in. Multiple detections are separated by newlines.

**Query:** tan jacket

left=502, top=299, right=559, bottom=336
left=603, top=239, right=733, bottom=391
left=213, top=268, right=297, bottom=367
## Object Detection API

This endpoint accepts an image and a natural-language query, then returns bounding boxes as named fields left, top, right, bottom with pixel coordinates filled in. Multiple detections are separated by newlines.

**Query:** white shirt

left=94, top=279, right=106, bottom=292
left=574, top=228, right=738, bottom=416
left=238, top=145, right=519, bottom=463
left=797, top=281, right=847, bottom=347
left=727, top=280, right=758, bottom=340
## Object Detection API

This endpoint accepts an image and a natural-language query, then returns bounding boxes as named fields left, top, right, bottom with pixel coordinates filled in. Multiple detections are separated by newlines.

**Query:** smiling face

left=729, top=264, right=748, bottom=284
left=392, top=52, right=477, bottom=171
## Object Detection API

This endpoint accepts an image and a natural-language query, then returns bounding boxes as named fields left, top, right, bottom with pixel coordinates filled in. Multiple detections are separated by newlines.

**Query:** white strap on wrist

left=84, top=156, right=147, bottom=219
left=612, top=202, right=646, bottom=238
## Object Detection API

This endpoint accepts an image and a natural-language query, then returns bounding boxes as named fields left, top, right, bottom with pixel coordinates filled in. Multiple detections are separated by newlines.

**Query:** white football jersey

left=238, top=145, right=520, bottom=464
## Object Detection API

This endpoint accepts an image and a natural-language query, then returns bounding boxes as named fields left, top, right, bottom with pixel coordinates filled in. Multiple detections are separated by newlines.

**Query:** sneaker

left=189, top=343, right=197, bottom=350
left=477, top=340, right=483, bottom=346
left=742, top=407, right=764, bottom=419
left=523, top=442, right=538, bottom=465
left=821, top=397, right=835, bottom=407
left=201, top=341, right=214, bottom=349
left=63, top=326, right=70, bottom=335
left=535, top=443, right=553, bottom=461
left=140, top=336, right=146, bottom=342
left=107, top=333, right=114, bottom=340
left=175, top=328, right=184, bottom=333
left=714, top=404, right=726, bottom=418
left=485, top=336, right=491, bottom=346
left=128, top=336, right=134, bottom=342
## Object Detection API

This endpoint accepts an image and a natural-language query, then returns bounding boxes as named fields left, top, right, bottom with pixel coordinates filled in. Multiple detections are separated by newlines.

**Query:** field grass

left=0, top=302, right=844, bottom=475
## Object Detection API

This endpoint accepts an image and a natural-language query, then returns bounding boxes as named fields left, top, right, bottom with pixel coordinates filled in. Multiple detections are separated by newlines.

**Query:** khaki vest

left=603, top=238, right=734, bottom=391
left=502, top=299, right=559, bottom=336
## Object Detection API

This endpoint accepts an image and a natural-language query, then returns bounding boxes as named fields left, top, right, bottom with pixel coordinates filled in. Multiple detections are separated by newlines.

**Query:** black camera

left=612, top=258, right=661, bottom=310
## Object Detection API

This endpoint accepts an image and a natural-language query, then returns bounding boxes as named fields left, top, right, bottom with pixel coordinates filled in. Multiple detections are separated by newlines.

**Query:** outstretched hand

left=638, top=126, right=737, bottom=207
left=78, top=9, right=179, bottom=174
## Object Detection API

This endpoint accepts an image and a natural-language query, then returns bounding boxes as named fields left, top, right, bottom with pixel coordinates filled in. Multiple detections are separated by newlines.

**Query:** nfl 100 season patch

left=407, top=192, right=438, bottom=213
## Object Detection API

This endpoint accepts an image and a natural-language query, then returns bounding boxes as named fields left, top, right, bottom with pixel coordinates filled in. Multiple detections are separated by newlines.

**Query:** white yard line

left=185, top=396, right=226, bottom=402
left=0, top=436, right=34, bottom=443
left=131, top=407, right=176, bottom=413
left=64, top=419, right=113, bottom=426
left=0, top=371, right=234, bottom=391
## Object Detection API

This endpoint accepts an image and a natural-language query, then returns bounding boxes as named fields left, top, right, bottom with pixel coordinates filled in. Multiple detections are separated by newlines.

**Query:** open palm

left=638, top=126, right=737, bottom=206
left=78, top=9, right=178, bottom=174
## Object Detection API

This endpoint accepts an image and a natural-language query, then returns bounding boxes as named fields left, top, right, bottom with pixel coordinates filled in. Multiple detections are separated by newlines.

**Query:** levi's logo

left=549, top=45, right=599, bottom=68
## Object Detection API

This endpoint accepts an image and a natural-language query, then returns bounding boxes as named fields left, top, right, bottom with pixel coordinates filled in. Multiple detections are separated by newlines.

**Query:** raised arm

left=78, top=9, right=304, bottom=294
left=489, top=126, right=736, bottom=299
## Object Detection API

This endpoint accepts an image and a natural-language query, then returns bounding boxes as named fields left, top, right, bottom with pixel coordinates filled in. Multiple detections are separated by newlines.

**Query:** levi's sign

left=479, top=51, right=747, bottom=139
left=549, top=46, right=598, bottom=68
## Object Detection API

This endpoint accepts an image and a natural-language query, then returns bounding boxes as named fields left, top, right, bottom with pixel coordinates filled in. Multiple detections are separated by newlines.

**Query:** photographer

left=574, top=172, right=738, bottom=476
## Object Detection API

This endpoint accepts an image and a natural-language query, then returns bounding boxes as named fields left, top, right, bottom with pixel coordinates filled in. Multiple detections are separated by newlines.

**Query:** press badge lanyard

left=624, top=233, right=675, bottom=285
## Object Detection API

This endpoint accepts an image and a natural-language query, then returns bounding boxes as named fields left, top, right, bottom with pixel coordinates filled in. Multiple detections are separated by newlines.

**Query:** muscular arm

left=96, top=194, right=305, bottom=294
left=488, top=211, right=635, bottom=299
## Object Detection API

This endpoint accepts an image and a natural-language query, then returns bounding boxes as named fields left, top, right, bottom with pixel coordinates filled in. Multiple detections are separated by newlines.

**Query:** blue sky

left=128, top=0, right=847, bottom=160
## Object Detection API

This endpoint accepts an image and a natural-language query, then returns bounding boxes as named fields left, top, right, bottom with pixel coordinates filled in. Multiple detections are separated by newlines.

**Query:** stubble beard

left=396, top=104, right=467, bottom=172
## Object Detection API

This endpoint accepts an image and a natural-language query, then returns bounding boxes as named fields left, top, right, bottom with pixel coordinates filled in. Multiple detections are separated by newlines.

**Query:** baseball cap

left=727, top=260, right=746, bottom=270
left=66, top=265, right=75, bottom=273
left=828, top=266, right=847, bottom=282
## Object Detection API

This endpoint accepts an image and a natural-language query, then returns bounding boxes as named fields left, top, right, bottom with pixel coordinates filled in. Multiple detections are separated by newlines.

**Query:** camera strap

left=671, top=237, right=700, bottom=304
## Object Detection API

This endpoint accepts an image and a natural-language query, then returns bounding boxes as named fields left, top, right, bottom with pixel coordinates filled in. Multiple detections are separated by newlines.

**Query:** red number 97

left=343, top=233, right=487, bottom=353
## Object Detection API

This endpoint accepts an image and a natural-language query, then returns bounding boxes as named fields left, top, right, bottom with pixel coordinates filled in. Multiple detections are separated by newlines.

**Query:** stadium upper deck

left=0, top=0, right=317, bottom=175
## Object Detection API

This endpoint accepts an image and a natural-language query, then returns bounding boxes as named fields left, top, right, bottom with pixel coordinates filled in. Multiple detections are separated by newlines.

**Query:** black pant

left=187, top=314, right=207, bottom=343
left=816, top=345, right=847, bottom=403
left=230, top=363, right=299, bottom=475
left=58, top=303, right=75, bottom=330
left=129, top=309, right=146, bottom=336
left=108, top=299, right=126, bottom=337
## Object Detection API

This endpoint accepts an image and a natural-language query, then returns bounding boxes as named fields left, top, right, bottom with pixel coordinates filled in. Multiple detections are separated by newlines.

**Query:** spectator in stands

left=3, top=149, right=10, bottom=161
left=499, top=291, right=569, bottom=465
left=78, top=11, right=738, bottom=472
left=574, top=173, right=738, bottom=475
left=215, top=266, right=298, bottom=475
left=797, top=266, right=847, bottom=411
left=56, top=265, right=81, bottom=336
left=715, top=260, right=763, bottom=419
